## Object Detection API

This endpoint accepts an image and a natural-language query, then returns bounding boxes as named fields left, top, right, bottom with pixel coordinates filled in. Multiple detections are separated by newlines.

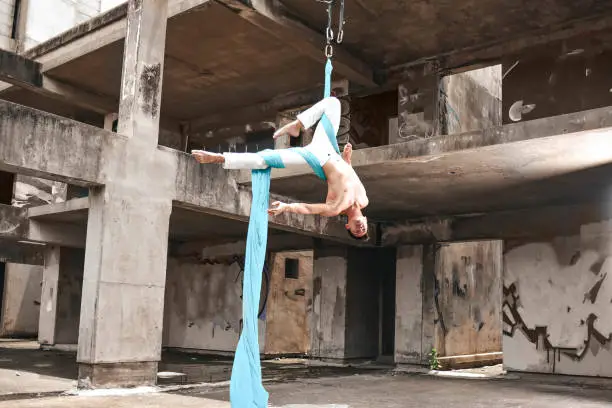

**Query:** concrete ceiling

left=283, top=0, right=612, bottom=66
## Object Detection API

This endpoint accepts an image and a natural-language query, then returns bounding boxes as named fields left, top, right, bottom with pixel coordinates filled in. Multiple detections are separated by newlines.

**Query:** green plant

left=429, top=348, right=440, bottom=370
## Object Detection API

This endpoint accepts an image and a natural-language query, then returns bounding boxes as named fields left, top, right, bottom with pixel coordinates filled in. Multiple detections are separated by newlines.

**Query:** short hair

left=347, top=229, right=369, bottom=241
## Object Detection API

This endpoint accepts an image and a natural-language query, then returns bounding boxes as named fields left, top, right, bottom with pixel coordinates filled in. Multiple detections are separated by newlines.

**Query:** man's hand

left=268, top=201, right=290, bottom=215
left=342, top=142, right=353, bottom=164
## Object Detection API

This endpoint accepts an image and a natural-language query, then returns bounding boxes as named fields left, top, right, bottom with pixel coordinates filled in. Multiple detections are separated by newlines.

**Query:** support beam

left=189, top=86, right=324, bottom=132
left=170, top=234, right=314, bottom=261
left=381, top=201, right=612, bottom=246
left=0, top=241, right=44, bottom=265
left=172, top=148, right=378, bottom=246
left=0, top=49, right=42, bottom=89
left=0, top=204, right=85, bottom=247
left=0, top=100, right=114, bottom=185
left=216, top=0, right=375, bottom=88
left=241, top=105, right=612, bottom=183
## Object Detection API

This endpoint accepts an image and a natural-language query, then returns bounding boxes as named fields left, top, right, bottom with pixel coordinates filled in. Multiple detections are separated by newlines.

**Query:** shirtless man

left=192, top=97, right=369, bottom=240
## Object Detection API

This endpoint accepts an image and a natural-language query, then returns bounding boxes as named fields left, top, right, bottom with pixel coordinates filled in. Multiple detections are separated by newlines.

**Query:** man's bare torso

left=323, top=157, right=368, bottom=213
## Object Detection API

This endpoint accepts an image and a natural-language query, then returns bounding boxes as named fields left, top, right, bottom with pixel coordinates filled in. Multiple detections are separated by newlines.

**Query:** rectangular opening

left=284, top=258, right=299, bottom=280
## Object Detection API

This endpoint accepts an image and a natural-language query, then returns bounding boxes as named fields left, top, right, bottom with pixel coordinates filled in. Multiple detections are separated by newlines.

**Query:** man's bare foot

left=192, top=150, right=225, bottom=164
left=273, top=120, right=303, bottom=139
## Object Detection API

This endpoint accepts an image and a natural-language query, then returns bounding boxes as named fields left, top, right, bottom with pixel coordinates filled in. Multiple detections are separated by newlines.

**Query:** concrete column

left=394, top=245, right=424, bottom=364
left=39, top=247, right=60, bottom=345
left=440, top=65, right=502, bottom=135
left=77, top=0, right=172, bottom=389
left=310, top=241, right=348, bottom=359
left=39, top=247, right=85, bottom=346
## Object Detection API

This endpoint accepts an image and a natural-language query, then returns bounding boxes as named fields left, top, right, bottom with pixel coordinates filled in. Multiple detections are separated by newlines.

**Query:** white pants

left=223, top=97, right=342, bottom=170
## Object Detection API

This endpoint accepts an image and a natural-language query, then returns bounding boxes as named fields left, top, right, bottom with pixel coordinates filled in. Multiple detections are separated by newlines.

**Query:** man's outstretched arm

left=268, top=201, right=342, bottom=217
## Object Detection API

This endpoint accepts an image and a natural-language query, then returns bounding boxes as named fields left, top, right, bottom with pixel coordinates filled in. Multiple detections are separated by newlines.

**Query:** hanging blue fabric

left=230, top=57, right=337, bottom=408
left=229, top=168, right=271, bottom=408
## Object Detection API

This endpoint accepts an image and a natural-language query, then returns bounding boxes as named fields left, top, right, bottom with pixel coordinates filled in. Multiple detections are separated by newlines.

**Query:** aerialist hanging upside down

left=192, top=96, right=370, bottom=240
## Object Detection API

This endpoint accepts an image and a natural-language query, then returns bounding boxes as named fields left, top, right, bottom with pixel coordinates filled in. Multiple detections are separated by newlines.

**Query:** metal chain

left=316, top=0, right=346, bottom=57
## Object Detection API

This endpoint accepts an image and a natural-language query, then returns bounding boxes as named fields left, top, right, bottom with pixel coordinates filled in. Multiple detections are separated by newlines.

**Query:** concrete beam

left=384, top=12, right=612, bottom=82
left=216, top=0, right=375, bottom=88
left=0, top=100, right=115, bottom=185
left=239, top=105, right=612, bottom=183
left=0, top=240, right=44, bottom=265
left=171, top=147, right=378, bottom=246
left=0, top=49, right=42, bottom=89
left=381, top=201, right=612, bottom=245
left=170, top=233, right=314, bottom=262
left=189, top=86, right=324, bottom=132
left=0, top=204, right=85, bottom=247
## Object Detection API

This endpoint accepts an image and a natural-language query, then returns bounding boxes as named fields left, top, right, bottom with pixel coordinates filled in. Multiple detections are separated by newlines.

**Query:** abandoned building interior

left=1, top=0, right=612, bottom=404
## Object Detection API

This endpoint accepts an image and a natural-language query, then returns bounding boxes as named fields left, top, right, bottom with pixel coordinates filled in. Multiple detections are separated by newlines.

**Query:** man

left=192, top=97, right=369, bottom=240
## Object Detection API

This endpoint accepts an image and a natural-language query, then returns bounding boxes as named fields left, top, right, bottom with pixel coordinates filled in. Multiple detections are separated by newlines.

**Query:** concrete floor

left=1, top=340, right=611, bottom=407
left=1, top=373, right=611, bottom=407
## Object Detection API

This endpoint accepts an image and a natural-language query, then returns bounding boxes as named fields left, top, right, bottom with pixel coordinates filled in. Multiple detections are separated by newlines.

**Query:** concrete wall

left=441, top=65, right=502, bottom=134
left=163, top=257, right=266, bottom=354
left=0, top=0, right=15, bottom=50
left=434, top=241, right=503, bottom=358
left=310, top=243, right=347, bottom=359
left=503, top=48, right=612, bottom=124
left=503, top=224, right=612, bottom=377
left=395, top=245, right=426, bottom=364
left=0, top=263, right=42, bottom=337
left=24, top=0, right=101, bottom=49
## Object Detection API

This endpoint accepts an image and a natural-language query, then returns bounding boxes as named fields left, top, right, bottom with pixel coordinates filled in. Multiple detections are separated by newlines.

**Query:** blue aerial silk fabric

left=229, top=168, right=271, bottom=408
left=229, top=58, right=337, bottom=408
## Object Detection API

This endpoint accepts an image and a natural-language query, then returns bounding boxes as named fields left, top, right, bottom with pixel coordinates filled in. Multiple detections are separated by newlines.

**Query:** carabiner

left=325, top=44, right=334, bottom=58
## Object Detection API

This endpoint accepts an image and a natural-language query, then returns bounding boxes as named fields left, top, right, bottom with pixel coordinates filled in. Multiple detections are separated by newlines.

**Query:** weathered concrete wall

left=264, top=251, right=313, bottom=356
left=503, top=223, right=612, bottom=377
left=310, top=242, right=347, bottom=359
left=163, top=257, right=266, bottom=353
left=0, top=263, right=41, bottom=337
left=24, top=0, right=101, bottom=49
left=395, top=245, right=424, bottom=364
left=0, top=0, right=15, bottom=50
left=441, top=65, right=502, bottom=135
left=434, top=241, right=503, bottom=358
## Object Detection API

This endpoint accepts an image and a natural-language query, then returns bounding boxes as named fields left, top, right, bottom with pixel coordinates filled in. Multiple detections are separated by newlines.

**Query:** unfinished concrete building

left=1, top=0, right=612, bottom=390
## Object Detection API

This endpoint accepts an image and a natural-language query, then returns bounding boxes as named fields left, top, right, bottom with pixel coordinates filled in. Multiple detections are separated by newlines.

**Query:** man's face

left=346, top=215, right=368, bottom=238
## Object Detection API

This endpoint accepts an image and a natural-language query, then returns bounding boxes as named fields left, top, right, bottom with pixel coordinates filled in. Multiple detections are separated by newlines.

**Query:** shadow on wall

left=503, top=236, right=612, bottom=377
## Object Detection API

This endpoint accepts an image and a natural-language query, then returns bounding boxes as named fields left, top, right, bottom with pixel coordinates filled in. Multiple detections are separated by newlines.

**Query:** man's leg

left=192, top=149, right=310, bottom=170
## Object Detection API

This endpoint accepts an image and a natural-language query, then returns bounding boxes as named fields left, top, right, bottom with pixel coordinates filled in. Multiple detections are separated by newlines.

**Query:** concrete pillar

left=440, top=65, right=502, bottom=135
left=310, top=241, right=347, bottom=359
left=39, top=246, right=84, bottom=346
left=394, top=245, right=424, bottom=364
left=77, top=0, right=172, bottom=389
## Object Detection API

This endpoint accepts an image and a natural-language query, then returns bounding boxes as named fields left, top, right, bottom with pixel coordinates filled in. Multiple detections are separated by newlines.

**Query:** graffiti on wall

left=503, top=242, right=612, bottom=376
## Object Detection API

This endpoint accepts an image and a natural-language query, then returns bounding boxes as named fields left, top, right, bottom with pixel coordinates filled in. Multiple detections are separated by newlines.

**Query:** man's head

left=345, top=211, right=369, bottom=241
